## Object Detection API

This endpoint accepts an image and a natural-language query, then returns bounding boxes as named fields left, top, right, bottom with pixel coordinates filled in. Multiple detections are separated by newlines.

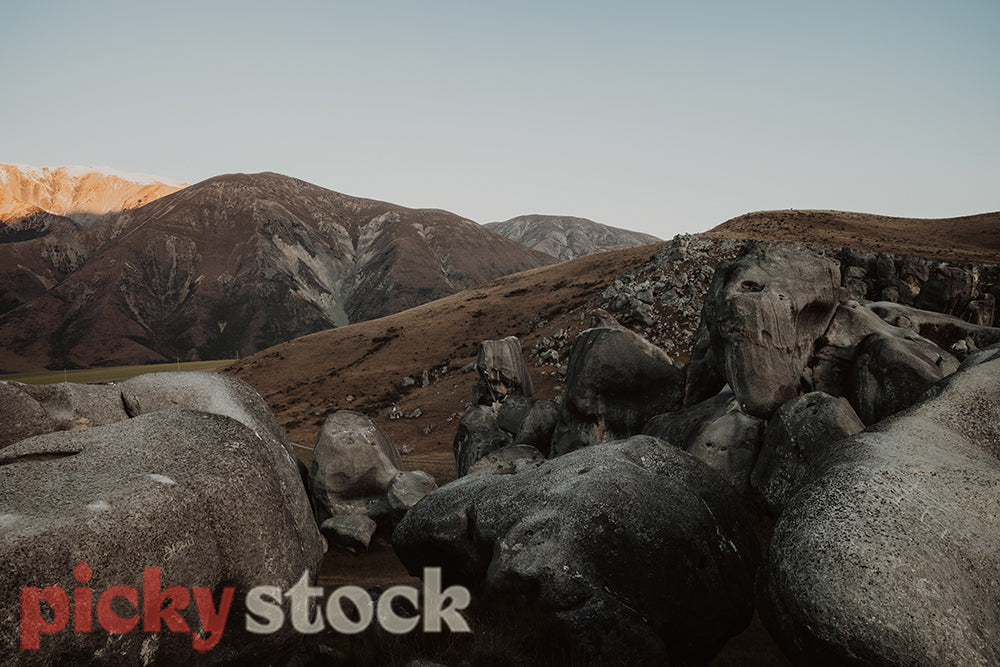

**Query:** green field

left=0, top=360, right=236, bottom=385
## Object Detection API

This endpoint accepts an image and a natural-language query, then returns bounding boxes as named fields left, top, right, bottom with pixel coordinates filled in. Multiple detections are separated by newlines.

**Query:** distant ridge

left=708, top=209, right=1000, bottom=264
left=0, top=163, right=187, bottom=228
left=486, top=214, right=661, bottom=261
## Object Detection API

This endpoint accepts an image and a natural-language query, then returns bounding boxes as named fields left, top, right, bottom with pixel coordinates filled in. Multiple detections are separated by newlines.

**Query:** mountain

left=0, top=172, right=556, bottom=372
left=0, top=189, right=79, bottom=243
left=485, top=214, right=661, bottom=261
left=707, top=209, right=1000, bottom=264
left=0, top=163, right=187, bottom=228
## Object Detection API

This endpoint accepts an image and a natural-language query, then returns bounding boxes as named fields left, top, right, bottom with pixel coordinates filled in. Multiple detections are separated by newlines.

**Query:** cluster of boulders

left=395, top=240, right=1000, bottom=665
left=0, top=373, right=323, bottom=665
left=596, top=234, right=1000, bottom=364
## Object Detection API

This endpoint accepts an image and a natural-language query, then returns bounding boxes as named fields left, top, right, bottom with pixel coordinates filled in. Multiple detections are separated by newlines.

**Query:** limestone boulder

left=750, top=392, right=864, bottom=515
left=395, top=436, right=759, bottom=665
left=760, top=358, right=1000, bottom=665
left=0, top=410, right=323, bottom=666
left=550, top=324, right=683, bottom=457
left=476, top=336, right=533, bottom=401
left=688, top=242, right=843, bottom=418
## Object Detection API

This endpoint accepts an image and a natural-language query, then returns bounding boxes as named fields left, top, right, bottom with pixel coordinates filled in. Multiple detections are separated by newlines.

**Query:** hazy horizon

left=3, top=1, right=997, bottom=237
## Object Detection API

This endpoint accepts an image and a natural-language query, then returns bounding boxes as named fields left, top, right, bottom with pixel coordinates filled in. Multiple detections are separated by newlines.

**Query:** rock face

left=309, top=410, right=436, bottom=548
left=395, top=436, right=759, bottom=665
left=485, top=215, right=661, bottom=261
left=850, top=332, right=959, bottom=425
left=687, top=242, right=843, bottom=418
left=0, top=172, right=556, bottom=373
left=550, top=323, right=683, bottom=457
left=760, top=358, right=1000, bottom=665
left=476, top=337, right=534, bottom=401
left=750, top=392, right=865, bottom=514
left=452, top=405, right=512, bottom=478
left=0, top=409, right=323, bottom=665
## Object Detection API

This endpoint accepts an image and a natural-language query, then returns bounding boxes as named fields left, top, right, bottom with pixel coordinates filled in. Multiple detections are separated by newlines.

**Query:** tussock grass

left=0, top=359, right=235, bottom=385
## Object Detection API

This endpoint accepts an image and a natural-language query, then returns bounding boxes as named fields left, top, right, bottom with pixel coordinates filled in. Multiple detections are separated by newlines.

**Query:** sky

left=3, top=0, right=998, bottom=238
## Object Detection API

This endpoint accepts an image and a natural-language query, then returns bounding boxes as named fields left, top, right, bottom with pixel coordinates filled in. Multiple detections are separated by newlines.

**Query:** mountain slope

left=0, top=189, right=79, bottom=243
left=0, top=163, right=187, bottom=228
left=707, top=209, right=1000, bottom=263
left=0, top=172, right=556, bottom=372
left=486, top=214, right=661, bottom=261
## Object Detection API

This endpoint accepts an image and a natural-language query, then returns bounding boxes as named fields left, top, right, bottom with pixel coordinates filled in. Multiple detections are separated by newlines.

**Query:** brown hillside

left=227, top=243, right=663, bottom=479
left=0, top=172, right=555, bottom=373
left=708, top=209, right=1000, bottom=263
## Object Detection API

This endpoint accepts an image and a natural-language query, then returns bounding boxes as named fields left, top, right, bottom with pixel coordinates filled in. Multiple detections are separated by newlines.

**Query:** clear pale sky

left=3, top=1, right=997, bottom=238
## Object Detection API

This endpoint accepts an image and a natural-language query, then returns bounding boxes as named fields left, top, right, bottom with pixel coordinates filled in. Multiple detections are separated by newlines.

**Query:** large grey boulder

left=850, top=332, right=959, bottom=425
left=394, top=436, right=759, bottom=665
left=687, top=242, right=843, bottom=418
left=750, top=392, right=865, bottom=515
left=309, top=410, right=403, bottom=510
left=452, top=404, right=512, bottom=477
left=550, top=324, right=683, bottom=457
left=760, top=358, right=1000, bottom=665
left=644, top=388, right=764, bottom=493
left=476, top=336, right=533, bottom=401
left=308, top=411, right=436, bottom=548
left=0, top=410, right=323, bottom=666
left=0, top=381, right=129, bottom=450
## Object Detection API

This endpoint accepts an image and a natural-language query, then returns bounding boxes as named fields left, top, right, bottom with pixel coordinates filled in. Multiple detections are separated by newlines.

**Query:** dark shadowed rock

left=476, top=337, right=533, bottom=401
left=750, top=392, right=864, bottom=515
left=644, top=387, right=737, bottom=447
left=321, top=514, right=378, bottom=553
left=495, top=395, right=536, bottom=435
left=914, top=265, right=975, bottom=316
left=850, top=332, right=959, bottom=425
left=760, top=358, right=1000, bottom=666
left=688, top=242, right=842, bottom=417
left=643, top=388, right=764, bottom=493
left=513, top=399, right=559, bottom=456
left=0, top=410, right=323, bottom=666
left=394, top=436, right=759, bottom=665
left=550, top=325, right=683, bottom=457
left=453, top=405, right=512, bottom=477
left=808, top=301, right=949, bottom=397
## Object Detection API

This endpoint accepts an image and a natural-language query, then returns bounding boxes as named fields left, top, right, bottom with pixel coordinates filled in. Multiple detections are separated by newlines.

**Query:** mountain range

left=0, top=170, right=558, bottom=372
left=486, top=214, right=661, bottom=261
left=0, top=163, right=187, bottom=228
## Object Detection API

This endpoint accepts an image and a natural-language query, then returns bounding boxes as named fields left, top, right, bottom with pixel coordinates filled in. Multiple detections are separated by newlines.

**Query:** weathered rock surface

left=476, top=336, right=534, bottom=401
left=0, top=410, right=322, bottom=665
left=687, top=242, right=843, bottom=418
left=760, top=358, right=1000, bottom=665
left=320, top=514, right=378, bottom=553
left=550, top=324, right=683, bottom=457
left=750, top=392, right=865, bottom=515
left=395, top=436, right=759, bottom=665
left=644, top=388, right=764, bottom=493
left=512, top=399, right=559, bottom=455
left=452, top=405, right=512, bottom=478
left=465, top=444, right=546, bottom=476
left=850, top=332, right=959, bottom=425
